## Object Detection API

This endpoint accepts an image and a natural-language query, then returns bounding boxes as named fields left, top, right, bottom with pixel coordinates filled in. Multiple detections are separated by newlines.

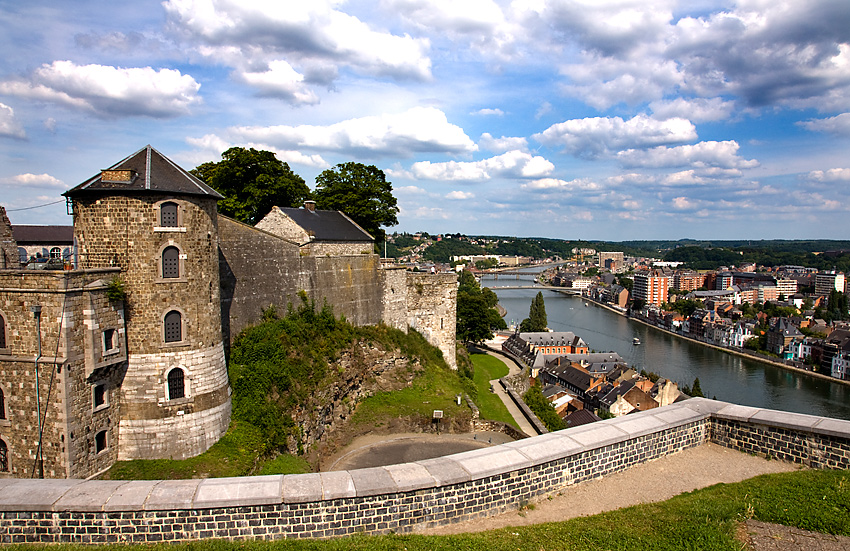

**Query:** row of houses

left=502, top=331, right=682, bottom=422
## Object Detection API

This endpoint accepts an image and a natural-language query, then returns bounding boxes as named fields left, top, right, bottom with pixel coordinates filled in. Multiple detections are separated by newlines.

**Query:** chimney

left=304, top=200, right=316, bottom=212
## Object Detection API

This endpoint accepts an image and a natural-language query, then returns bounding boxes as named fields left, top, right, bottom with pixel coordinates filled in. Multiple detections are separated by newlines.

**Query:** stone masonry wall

left=0, top=207, right=18, bottom=270
left=0, top=399, right=849, bottom=543
left=406, top=273, right=457, bottom=370
left=380, top=267, right=408, bottom=332
left=0, top=269, right=124, bottom=479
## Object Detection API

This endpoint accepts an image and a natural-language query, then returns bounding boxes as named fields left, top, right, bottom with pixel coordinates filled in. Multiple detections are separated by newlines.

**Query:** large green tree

left=191, top=147, right=311, bottom=225
left=520, top=292, right=548, bottom=332
left=314, top=162, right=399, bottom=243
left=456, top=270, right=506, bottom=343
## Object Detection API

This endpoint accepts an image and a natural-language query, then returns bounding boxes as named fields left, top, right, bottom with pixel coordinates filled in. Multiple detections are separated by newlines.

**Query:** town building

left=632, top=270, right=670, bottom=307
left=815, top=271, right=846, bottom=296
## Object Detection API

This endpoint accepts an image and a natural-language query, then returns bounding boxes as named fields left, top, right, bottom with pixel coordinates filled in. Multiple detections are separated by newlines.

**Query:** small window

left=0, top=440, right=7, bottom=472
left=49, top=247, right=61, bottom=259
left=0, top=314, right=5, bottom=349
left=162, top=246, right=180, bottom=278
left=0, top=388, right=5, bottom=420
left=164, top=310, right=182, bottom=343
left=167, top=368, right=185, bottom=400
left=95, top=430, right=107, bottom=453
left=103, top=328, right=117, bottom=353
left=93, top=383, right=107, bottom=409
left=160, top=202, right=179, bottom=227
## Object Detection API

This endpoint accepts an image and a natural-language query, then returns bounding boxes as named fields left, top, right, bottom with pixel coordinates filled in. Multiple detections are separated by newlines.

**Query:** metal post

left=30, top=305, right=43, bottom=479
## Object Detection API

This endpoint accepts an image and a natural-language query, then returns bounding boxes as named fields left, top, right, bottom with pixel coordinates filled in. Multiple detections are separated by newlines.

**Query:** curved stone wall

left=1, top=398, right=848, bottom=544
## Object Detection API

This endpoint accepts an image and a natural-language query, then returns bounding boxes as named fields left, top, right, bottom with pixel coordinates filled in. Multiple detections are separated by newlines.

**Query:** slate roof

left=518, top=332, right=587, bottom=348
left=275, top=206, right=373, bottom=242
left=563, top=409, right=601, bottom=428
left=12, top=225, right=74, bottom=244
left=64, top=145, right=222, bottom=199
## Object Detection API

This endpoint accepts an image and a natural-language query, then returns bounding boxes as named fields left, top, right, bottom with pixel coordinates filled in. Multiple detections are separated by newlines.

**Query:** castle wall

left=0, top=269, right=124, bottom=478
left=380, top=267, right=408, bottom=332
left=302, top=255, right=383, bottom=327
left=406, top=272, right=457, bottom=369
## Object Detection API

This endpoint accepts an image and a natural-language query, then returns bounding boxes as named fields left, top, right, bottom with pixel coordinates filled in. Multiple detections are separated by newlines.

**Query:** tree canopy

left=456, top=270, right=506, bottom=343
left=191, top=147, right=311, bottom=225
left=520, top=292, right=547, bottom=332
left=314, top=162, right=399, bottom=243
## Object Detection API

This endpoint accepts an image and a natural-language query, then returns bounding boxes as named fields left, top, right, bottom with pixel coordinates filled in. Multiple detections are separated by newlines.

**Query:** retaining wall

left=1, top=398, right=849, bottom=544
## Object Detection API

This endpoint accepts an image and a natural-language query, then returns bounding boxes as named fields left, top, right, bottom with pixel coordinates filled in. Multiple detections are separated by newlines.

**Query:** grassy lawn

left=469, top=351, right=516, bottom=426
left=19, top=469, right=850, bottom=550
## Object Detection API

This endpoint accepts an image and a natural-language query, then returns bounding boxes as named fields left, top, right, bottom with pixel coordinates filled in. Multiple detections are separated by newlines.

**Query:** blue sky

left=1, top=0, right=849, bottom=241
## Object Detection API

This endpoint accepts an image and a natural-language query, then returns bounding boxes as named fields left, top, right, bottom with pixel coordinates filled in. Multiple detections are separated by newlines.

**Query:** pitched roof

left=64, top=145, right=222, bottom=199
left=275, top=206, right=373, bottom=242
left=12, top=225, right=74, bottom=244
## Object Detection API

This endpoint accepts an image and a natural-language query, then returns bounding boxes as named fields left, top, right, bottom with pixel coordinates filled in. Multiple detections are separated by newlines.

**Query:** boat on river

left=633, top=337, right=641, bottom=345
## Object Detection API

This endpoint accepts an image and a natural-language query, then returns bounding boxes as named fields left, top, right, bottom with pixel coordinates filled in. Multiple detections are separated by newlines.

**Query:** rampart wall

left=1, top=398, right=848, bottom=544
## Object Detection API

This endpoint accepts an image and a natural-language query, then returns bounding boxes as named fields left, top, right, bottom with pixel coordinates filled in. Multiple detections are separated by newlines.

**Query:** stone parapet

left=2, top=398, right=849, bottom=543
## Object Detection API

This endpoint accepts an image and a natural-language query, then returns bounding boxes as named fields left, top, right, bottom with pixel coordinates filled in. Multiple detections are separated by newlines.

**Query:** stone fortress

left=0, top=145, right=457, bottom=479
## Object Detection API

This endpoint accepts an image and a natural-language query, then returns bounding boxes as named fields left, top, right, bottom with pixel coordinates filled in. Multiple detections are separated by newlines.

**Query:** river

left=484, top=272, right=850, bottom=421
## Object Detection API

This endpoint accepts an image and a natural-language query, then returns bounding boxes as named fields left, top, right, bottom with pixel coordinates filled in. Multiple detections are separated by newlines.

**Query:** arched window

left=0, top=440, right=7, bottom=472
left=162, top=246, right=180, bottom=278
left=49, top=247, right=61, bottom=259
left=164, top=310, right=182, bottom=343
left=0, top=313, right=5, bottom=349
left=167, top=368, right=185, bottom=400
left=0, top=388, right=5, bottom=420
left=160, top=202, right=179, bottom=227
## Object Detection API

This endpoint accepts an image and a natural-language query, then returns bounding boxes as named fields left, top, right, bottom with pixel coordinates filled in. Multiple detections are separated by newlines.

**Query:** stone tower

left=64, top=145, right=230, bottom=460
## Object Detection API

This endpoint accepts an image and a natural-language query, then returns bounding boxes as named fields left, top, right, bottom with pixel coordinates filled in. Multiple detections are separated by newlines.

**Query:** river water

left=484, top=272, right=850, bottom=421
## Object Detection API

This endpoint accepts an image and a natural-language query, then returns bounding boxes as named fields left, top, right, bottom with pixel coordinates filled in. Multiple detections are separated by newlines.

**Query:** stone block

left=451, top=446, right=532, bottom=479
left=54, top=480, right=127, bottom=512
left=681, top=397, right=728, bottom=415
left=319, top=471, right=356, bottom=500
left=812, top=417, right=850, bottom=439
left=194, top=475, right=282, bottom=509
left=713, top=403, right=761, bottom=422
left=282, top=473, right=322, bottom=503
left=503, top=432, right=583, bottom=463
left=750, top=409, right=822, bottom=432
left=652, top=404, right=708, bottom=426
left=0, top=479, right=83, bottom=512
left=416, top=457, right=471, bottom=486
left=349, top=467, right=398, bottom=497
left=103, top=480, right=160, bottom=512
left=607, top=412, right=668, bottom=439
left=384, top=462, right=436, bottom=492
left=144, top=480, right=201, bottom=511
left=561, top=420, right=629, bottom=449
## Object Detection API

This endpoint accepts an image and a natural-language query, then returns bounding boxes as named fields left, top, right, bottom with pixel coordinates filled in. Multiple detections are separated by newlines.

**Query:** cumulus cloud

left=236, top=60, right=319, bottom=104
left=225, top=107, right=476, bottom=157
left=521, top=177, right=602, bottom=191
left=534, top=115, right=696, bottom=158
left=446, top=190, right=475, bottom=199
left=184, top=135, right=329, bottom=168
left=808, top=168, right=850, bottom=182
left=617, top=141, right=759, bottom=170
left=0, top=103, right=26, bottom=139
left=0, top=61, right=201, bottom=118
left=478, top=133, right=528, bottom=153
left=649, top=97, right=736, bottom=123
left=0, top=173, right=65, bottom=188
left=798, top=113, right=850, bottom=136
left=163, top=0, right=432, bottom=88
left=410, top=150, right=553, bottom=181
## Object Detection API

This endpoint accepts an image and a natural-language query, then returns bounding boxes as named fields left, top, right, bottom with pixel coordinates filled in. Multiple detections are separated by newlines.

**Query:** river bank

left=578, top=295, right=850, bottom=388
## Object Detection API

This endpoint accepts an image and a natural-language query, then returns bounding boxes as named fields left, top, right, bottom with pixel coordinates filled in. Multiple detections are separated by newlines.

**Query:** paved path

left=484, top=350, right=539, bottom=436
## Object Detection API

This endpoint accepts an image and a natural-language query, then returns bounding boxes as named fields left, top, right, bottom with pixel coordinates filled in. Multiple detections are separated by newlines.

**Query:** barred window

left=160, top=202, right=178, bottom=227
left=162, top=246, right=180, bottom=278
left=164, top=310, right=182, bottom=343
left=168, top=368, right=185, bottom=400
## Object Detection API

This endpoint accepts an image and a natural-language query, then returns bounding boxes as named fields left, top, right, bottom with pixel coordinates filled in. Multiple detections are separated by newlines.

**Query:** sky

left=1, top=0, right=849, bottom=241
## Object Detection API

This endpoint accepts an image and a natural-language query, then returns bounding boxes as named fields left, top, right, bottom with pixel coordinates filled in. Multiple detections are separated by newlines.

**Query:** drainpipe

left=30, top=305, right=44, bottom=479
